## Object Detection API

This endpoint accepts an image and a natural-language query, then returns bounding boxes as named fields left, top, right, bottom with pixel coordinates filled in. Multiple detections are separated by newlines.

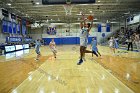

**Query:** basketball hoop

left=63, top=4, right=73, bottom=16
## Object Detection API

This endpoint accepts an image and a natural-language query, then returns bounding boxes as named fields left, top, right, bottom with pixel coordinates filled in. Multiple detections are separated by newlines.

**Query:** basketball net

left=63, top=4, right=73, bottom=16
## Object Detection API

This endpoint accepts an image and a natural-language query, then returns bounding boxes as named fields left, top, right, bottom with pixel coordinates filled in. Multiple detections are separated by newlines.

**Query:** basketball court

left=0, top=0, right=140, bottom=93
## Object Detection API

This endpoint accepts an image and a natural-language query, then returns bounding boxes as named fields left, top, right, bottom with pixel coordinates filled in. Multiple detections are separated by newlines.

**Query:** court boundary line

left=12, top=57, right=67, bottom=93
left=93, top=59, right=135, bottom=93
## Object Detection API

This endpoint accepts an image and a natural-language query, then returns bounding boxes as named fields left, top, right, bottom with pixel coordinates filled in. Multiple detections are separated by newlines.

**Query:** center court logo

left=37, top=67, right=67, bottom=86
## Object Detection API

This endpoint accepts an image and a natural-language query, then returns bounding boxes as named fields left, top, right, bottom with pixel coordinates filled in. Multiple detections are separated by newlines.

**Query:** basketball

left=87, top=15, right=94, bottom=20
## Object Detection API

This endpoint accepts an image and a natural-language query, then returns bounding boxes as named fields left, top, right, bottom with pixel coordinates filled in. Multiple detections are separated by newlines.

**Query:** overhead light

left=106, top=20, right=109, bottom=23
left=124, top=11, right=130, bottom=15
left=110, top=21, right=119, bottom=23
left=124, top=13, right=129, bottom=15
left=7, top=3, right=11, bottom=6
left=36, top=2, right=39, bottom=5
left=78, top=18, right=80, bottom=20
left=98, top=1, right=101, bottom=2
left=90, top=11, right=92, bottom=13
left=94, top=18, right=98, bottom=20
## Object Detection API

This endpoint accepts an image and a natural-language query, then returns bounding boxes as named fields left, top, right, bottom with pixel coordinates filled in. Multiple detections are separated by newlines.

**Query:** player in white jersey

left=108, top=37, right=115, bottom=53
left=49, top=39, right=57, bottom=58
left=77, top=15, right=95, bottom=65
left=134, top=32, right=140, bottom=51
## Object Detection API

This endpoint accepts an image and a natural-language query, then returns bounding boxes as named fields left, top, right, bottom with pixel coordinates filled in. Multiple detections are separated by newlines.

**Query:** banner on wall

left=22, top=19, right=26, bottom=25
left=98, top=24, right=102, bottom=32
left=24, top=38, right=32, bottom=42
left=2, top=20, right=8, bottom=33
left=106, top=23, right=110, bottom=32
left=44, top=25, right=57, bottom=35
left=8, top=21, right=12, bottom=33
left=22, top=19, right=27, bottom=35
left=17, top=16, right=21, bottom=34
left=22, top=25, right=26, bottom=35
left=6, top=37, right=22, bottom=42
left=12, top=22, right=17, bottom=34
left=17, top=24, right=20, bottom=34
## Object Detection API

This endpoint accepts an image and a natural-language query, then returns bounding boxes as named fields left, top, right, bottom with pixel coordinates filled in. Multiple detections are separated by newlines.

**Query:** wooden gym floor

left=0, top=45, right=140, bottom=93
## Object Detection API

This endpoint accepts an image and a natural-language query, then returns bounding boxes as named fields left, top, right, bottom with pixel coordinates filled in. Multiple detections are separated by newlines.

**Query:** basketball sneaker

left=77, top=59, right=83, bottom=65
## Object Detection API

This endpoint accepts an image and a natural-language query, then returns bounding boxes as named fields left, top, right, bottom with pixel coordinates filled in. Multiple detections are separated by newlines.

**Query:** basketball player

left=127, top=36, right=133, bottom=51
left=77, top=15, right=95, bottom=65
left=49, top=39, right=57, bottom=58
left=134, top=32, right=140, bottom=51
left=114, top=37, right=119, bottom=53
left=108, top=37, right=115, bottom=53
left=91, top=37, right=101, bottom=57
left=35, top=39, right=41, bottom=61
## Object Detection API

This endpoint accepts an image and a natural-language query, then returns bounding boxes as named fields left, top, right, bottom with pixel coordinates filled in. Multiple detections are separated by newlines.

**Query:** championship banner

left=2, top=20, right=8, bottom=33
left=106, top=23, right=110, bottom=32
left=12, top=22, right=17, bottom=34
left=22, top=19, right=27, bottom=35
left=98, top=24, right=102, bottom=32
left=8, top=21, right=12, bottom=34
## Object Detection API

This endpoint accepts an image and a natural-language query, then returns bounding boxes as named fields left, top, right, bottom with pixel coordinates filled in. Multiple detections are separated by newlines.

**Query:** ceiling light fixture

left=124, top=12, right=130, bottom=15
left=90, top=11, right=92, bottom=13
left=98, top=1, right=101, bottom=2
left=94, top=18, right=98, bottom=20
left=78, top=18, right=80, bottom=20
left=7, top=3, right=11, bottom=6
left=36, top=2, right=39, bottom=5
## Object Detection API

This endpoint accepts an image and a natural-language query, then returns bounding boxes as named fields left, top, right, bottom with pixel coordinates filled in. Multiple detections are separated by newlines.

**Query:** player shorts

left=80, top=38, right=88, bottom=47
left=109, top=43, right=113, bottom=48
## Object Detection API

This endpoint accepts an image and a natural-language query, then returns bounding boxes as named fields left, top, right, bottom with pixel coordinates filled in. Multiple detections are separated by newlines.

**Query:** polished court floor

left=0, top=45, right=140, bottom=93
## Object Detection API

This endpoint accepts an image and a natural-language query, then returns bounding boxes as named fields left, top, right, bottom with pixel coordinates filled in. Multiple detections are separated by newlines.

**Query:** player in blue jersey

left=77, top=14, right=95, bottom=65
left=114, top=37, right=119, bottom=54
left=35, top=39, right=41, bottom=61
left=91, top=37, right=101, bottom=57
